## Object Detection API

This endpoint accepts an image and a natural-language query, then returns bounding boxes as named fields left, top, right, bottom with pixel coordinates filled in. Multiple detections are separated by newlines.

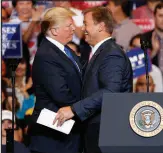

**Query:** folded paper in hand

left=36, top=108, right=75, bottom=135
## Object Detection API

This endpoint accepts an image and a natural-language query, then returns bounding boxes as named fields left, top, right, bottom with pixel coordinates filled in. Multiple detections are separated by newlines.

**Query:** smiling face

left=82, top=12, right=100, bottom=46
left=16, top=1, right=33, bottom=20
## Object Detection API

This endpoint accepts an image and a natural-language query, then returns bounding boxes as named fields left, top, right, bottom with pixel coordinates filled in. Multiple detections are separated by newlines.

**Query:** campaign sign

left=2, top=23, right=22, bottom=59
left=132, top=19, right=154, bottom=33
left=126, top=47, right=152, bottom=78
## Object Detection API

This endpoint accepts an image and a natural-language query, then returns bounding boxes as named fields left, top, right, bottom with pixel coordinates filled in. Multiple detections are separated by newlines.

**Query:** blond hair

left=41, top=7, right=75, bottom=35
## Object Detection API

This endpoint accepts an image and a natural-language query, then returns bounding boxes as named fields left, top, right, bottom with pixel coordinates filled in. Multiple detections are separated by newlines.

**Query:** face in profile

left=82, top=12, right=100, bottom=46
left=56, top=17, right=75, bottom=45
left=155, top=8, right=163, bottom=32
left=135, top=75, right=155, bottom=93
left=106, top=1, right=118, bottom=16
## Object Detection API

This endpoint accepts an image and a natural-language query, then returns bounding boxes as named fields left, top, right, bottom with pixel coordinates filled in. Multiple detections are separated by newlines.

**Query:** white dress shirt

left=91, top=37, right=112, bottom=56
left=46, top=36, right=80, bottom=72
left=46, top=36, right=66, bottom=55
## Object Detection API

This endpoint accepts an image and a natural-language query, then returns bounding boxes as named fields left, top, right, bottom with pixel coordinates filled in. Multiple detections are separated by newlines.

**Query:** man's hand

left=53, top=106, right=74, bottom=127
left=32, top=6, right=45, bottom=21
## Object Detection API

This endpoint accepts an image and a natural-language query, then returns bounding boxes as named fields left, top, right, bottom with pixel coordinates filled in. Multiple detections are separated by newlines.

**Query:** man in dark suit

left=54, top=6, right=133, bottom=153
left=141, top=2, right=163, bottom=73
left=29, top=7, right=82, bottom=153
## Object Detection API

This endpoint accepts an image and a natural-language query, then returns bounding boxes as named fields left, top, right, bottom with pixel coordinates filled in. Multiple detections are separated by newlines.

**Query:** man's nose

left=82, top=25, right=85, bottom=31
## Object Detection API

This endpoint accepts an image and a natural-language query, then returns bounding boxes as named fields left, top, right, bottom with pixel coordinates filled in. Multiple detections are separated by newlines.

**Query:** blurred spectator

left=23, top=108, right=34, bottom=146
left=2, top=43, right=31, bottom=88
left=141, top=3, right=163, bottom=73
left=67, top=42, right=81, bottom=57
left=150, top=64, right=163, bottom=92
left=35, top=1, right=53, bottom=10
left=129, top=33, right=142, bottom=49
left=2, top=80, right=8, bottom=110
left=13, top=59, right=35, bottom=119
left=107, top=0, right=141, bottom=51
left=135, top=74, right=155, bottom=92
left=11, top=0, right=35, bottom=23
left=4, top=88, right=20, bottom=113
left=2, top=88, right=24, bottom=142
left=1, top=110, right=30, bottom=153
left=130, top=33, right=163, bottom=92
left=2, top=6, right=10, bottom=23
left=2, top=0, right=13, bottom=17
left=132, top=0, right=162, bottom=19
left=2, top=59, right=10, bottom=86
left=10, top=0, right=44, bottom=65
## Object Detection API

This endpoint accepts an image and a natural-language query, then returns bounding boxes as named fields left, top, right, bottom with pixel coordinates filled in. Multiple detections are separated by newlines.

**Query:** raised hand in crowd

left=32, top=5, right=45, bottom=22
left=16, top=77, right=33, bottom=99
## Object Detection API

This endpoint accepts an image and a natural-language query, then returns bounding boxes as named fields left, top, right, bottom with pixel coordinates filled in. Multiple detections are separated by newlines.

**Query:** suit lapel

left=82, top=38, right=114, bottom=86
left=45, top=38, right=82, bottom=80
left=82, top=47, right=103, bottom=85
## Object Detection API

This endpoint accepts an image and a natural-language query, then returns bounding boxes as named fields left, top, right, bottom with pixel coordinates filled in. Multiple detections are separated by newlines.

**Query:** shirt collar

left=46, top=36, right=64, bottom=51
left=154, top=30, right=163, bottom=41
left=91, top=37, right=112, bottom=55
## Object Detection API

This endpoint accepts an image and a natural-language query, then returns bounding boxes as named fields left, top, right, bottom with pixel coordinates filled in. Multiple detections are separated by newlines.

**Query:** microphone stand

left=5, top=59, right=21, bottom=153
left=141, top=41, right=150, bottom=92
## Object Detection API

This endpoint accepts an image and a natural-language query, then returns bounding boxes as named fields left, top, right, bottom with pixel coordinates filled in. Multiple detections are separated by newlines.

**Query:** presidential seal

left=129, top=101, right=163, bottom=137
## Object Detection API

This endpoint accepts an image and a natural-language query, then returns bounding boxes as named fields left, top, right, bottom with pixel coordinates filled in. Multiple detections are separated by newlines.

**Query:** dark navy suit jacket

left=29, top=38, right=82, bottom=153
left=72, top=38, right=133, bottom=153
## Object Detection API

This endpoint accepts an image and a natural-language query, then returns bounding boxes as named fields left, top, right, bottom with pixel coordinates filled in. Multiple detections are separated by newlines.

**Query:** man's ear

left=98, top=22, right=105, bottom=32
left=51, top=28, right=59, bottom=36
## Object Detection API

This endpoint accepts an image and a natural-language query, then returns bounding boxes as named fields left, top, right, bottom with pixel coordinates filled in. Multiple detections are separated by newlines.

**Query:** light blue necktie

left=64, top=47, right=80, bottom=73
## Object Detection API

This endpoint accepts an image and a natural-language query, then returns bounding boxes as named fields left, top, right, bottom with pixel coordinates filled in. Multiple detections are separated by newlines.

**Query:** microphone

left=140, top=35, right=150, bottom=93
left=140, top=37, right=151, bottom=51
left=2, top=23, right=23, bottom=153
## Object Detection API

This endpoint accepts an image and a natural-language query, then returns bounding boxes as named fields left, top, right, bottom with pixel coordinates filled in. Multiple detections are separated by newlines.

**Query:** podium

left=99, top=93, right=163, bottom=153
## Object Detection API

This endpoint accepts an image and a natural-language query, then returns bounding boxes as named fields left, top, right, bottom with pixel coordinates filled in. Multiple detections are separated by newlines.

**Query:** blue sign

left=126, top=47, right=152, bottom=78
left=2, top=23, right=22, bottom=59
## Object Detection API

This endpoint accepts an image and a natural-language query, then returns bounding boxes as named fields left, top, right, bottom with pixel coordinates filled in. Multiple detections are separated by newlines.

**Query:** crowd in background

left=1, top=0, right=163, bottom=152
